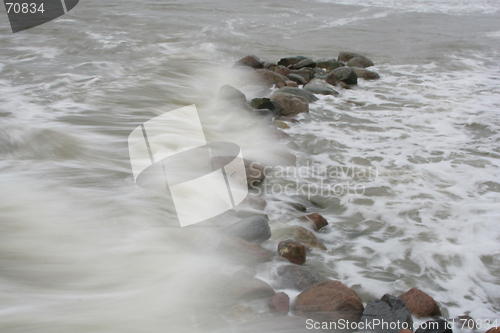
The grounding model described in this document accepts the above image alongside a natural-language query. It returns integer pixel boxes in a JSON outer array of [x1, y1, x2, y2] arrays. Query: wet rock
[[289, 69, 314, 83], [252, 108, 274, 117], [278, 56, 308, 67], [398, 288, 442, 318], [233, 55, 264, 69], [277, 264, 326, 291], [230, 278, 275, 300], [274, 119, 290, 129], [268, 292, 290, 315], [278, 239, 306, 265], [247, 195, 267, 210], [347, 56, 370, 68], [331, 67, 358, 85], [250, 97, 277, 111], [352, 67, 380, 80], [325, 71, 339, 86], [294, 226, 326, 250], [269, 65, 291, 76], [293, 280, 364, 323], [316, 58, 344, 71], [486, 328, 500, 333], [304, 213, 329, 231], [289, 202, 307, 211], [285, 80, 298, 87], [270, 93, 309, 117], [286, 73, 307, 85], [360, 294, 413, 333], [276, 116, 300, 124], [254, 69, 288, 88], [274, 87, 318, 103], [224, 215, 271, 243], [291, 58, 316, 69], [400, 330, 413, 333], [303, 79, 340, 97], [415, 319, 453, 333], [218, 85, 247, 104], [217, 237, 272, 263], [263, 61, 277, 69], [272, 127, 291, 140], [338, 51, 374, 68]]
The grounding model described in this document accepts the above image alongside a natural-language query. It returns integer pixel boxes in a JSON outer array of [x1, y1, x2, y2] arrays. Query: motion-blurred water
[[1, 0, 499, 332]]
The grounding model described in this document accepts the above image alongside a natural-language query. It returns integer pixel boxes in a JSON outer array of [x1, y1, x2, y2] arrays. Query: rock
[[218, 85, 247, 104], [275, 119, 290, 129], [325, 71, 339, 86], [294, 226, 326, 250], [244, 159, 265, 187], [331, 67, 358, 85], [278, 56, 308, 67], [360, 294, 413, 333], [268, 292, 290, 315], [285, 80, 298, 87], [287, 73, 307, 85], [415, 319, 453, 333], [274, 87, 318, 103], [316, 58, 344, 71], [252, 108, 274, 117], [289, 69, 314, 83], [232, 267, 257, 281], [269, 65, 291, 76], [338, 51, 374, 67], [277, 265, 326, 291], [398, 288, 442, 318], [347, 56, 370, 68], [254, 69, 288, 88], [224, 215, 271, 243], [303, 79, 340, 97], [270, 93, 309, 117], [272, 127, 291, 140], [278, 239, 306, 265], [230, 278, 275, 300], [247, 195, 267, 210], [217, 237, 272, 263], [263, 61, 277, 69], [486, 328, 500, 333], [225, 305, 254, 322], [291, 58, 316, 69], [289, 202, 307, 211], [293, 280, 364, 323], [250, 97, 277, 111], [276, 116, 300, 124], [233, 55, 264, 69], [304, 213, 328, 231], [352, 67, 380, 80], [400, 330, 413, 333], [339, 81, 351, 89]]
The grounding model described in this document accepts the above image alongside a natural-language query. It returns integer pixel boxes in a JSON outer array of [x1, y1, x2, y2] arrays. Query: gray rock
[[224, 215, 272, 243], [331, 67, 358, 85], [289, 69, 314, 83], [218, 85, 247, 104], [278, 56, 308, 67], [291, 58, 316, 69], [360, 294, 413, 333], [233, 55, 264, 69], [286, 74, 307, 85], [338, 51, 374, 68], [274, 87, 318, 103], [316, 58, 344, 71], [277, 265, 326, 291], [352, 67, 380, 80], [303, 79, 340, 97]]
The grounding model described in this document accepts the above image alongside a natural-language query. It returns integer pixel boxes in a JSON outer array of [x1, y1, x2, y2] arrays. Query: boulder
[[316, 58, 344, 71], [233, 55, 264, 69], [293, 280, 364, 323], [278, 239, 306, 265], [251, 97, 278, 111], [289, 69, 314, 83], [352, 67, 380, 80], [294, 226, 326, 250], [270, 93, 309, 117], [217, 237, 272, 263], [291, 58, 316, 69], [287, 73, 307, 85], [415, 319, 453, 333], [277, 264, 326, 291], [218, 85, 247, 104], [230, 278, 275, 300], [269, 64, 291, 76], [278, 56, 308, 67], [325, 71, 339, 86], [247, 195, 267, 210], [268, 292, 290, 315], [360, 294, 413, 333], [398, 288, 442, 318], [254, 69, 288, 88], [347, 56, 370, 68], [224, 215, 271, 243], [274, 87, 318, 103], [338, 51, 374, 67], [304, 213, 329, 231], [285, 80, 298, 87], [303, 79, 340, 97], [331, 67, 358, 85]]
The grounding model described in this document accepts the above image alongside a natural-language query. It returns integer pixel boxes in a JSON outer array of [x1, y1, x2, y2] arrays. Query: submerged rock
[[268, 292, 290, 315], [274, 87, 318, 103], [233, 55, 264, 69], [352, 67, 380, 80], [217, 237, 271, 263], [270, 93, 309, 117], [278, 239, 306, 265], [331, 67, 358, 85], [360, 294, 413, 333], [304, 213, 329, 231], [338, 51, 374, 68], [398, 288, 442, 318], [224, 215, 271, 243], [294, 226, 326, 250], [277, 264, 326, 291], [230, 278, 275, 300], [218, 84, 247, 104], [303, 79, 340, 96]]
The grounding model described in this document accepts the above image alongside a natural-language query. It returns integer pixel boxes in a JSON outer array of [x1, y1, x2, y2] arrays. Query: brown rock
[[226, 305, 254, 322], [230, 278, 275, 300], [285, 80, 298, 87], [278, 239, 306, 265], [269, 65, 291, 76], [287, 73, 307, 85], [304, 213, 329, 231], [325, 71, 339, 86], [263, 62, 277, 69], [268, 292, 290, 315], [294, 226, 326, 251], [233, 55, 264, 69], [486, 328, 500, 333], [289, 202, 307, 211], [398, 288, 442, 318], [352, 67, 380, 80], [244, 159, 265, 187], [217, 237, 272, 263], [270, 93, 309, 117], [254, 69, 287, 88], [277, 265, 326, 291], [293, 280, 364, 323], [346, 56, 368, 68], [289, 69, 314, 83], [338, 51, 374, 67], [247, 195, 267, 210]]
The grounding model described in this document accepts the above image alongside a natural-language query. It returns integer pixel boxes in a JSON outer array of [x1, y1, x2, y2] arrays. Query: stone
[[225, 305, 254, 322], [338, 51, 374, 67], [360, 294, 413, 333], [217, 237, 271, 263], [294, 226, 326, 250], [275, 119, 290, 129], [268, 292, 290, 315], [398, 288, 442, 318], [291, 58, 316, 69], [263, 61, 277, 69], [254, 69, 288, 88], [289, 202, 307, 211], [400, 330, 413, 333], [251, 97, 276, 111], [230, 278, 275, 300], [269, 65, 291, 76], [331, 67, 358, 85], [224, 215, 271, 243], [303, 79, 340, 97], [293, 280, 364, 323], [232, 267, 257, 281], [278, 56, 308, 67], [247, 195, 267, 210], [274, 87, 318, 103], [277, 265, 326, 291], [218, 84, 247, 104], [415, 319, 453, 333], [289, 69, 314, 83], [244, 159, 265, 187], [316, 58, 344, 71], [285, 80, 298, 87], [486, 328, 500, 333], [233, 55, 264, 69], [304, 213, 329, 231], [325, 71, 339, 86], [347, 56, 369, 68], [270, 93, 309, 117], [352, 67, 380, 80], [278, 239, 306, 265], [287, 73, 307, 85]]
